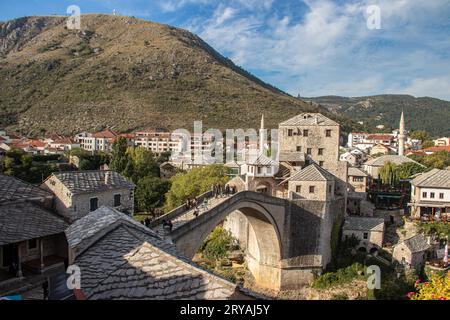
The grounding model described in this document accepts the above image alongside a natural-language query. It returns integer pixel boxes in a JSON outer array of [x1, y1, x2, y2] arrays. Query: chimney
[[105, 171, 111, 185]]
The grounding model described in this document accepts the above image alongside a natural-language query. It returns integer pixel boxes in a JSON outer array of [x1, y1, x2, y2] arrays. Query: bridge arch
[[168, 192, 286, 290]]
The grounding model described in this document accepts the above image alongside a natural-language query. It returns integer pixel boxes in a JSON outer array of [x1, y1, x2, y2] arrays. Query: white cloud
[[181, 0, 450, 100]]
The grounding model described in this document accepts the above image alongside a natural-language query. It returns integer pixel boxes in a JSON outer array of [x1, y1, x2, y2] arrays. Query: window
[[318, 148, 324, 155], [296, 146, 302, 152], [288, 129, 293, 137], [328, 185, 332, 193], [439, 193, 444, 199], [307, 148, 312, 155], [430, 192, 435, 199], [319, 161, 324, 167], [353, 176, 364, 182], [422, 192, 427, 198], [296, 185, 301, 193], [303, 130, 309, 137], [90, 197, 99, 212], [363, 233, 368, 240], [257, 167, 262, 174], [28, 239, 38, 250], [326, 129, 332, 137], [309, 186, 315, 193], [114, 194, 121, 207]]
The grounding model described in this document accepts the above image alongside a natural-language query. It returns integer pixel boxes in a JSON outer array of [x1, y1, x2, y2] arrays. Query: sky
[[1, 0, 450, 100]]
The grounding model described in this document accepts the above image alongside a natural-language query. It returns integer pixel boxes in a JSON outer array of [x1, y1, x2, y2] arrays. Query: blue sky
[[1, 0, 450, 100]]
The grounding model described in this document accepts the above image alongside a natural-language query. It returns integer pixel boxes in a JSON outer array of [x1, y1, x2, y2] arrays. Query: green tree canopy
[[420, 151, 450, 169], [165, 164, 230, 210], [126, 147, 159, 183], [409, 130, 430, 141], [396, 162, 426, 179], [135, 177, 171, 214], [379, 161, 399, 185], [109, 137, 129, 174]]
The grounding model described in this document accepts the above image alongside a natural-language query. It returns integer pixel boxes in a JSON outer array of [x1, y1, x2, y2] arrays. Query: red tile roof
[[423, 146, 450, 153], [92, 129, 118, 139], [367, 134, 394, 141]]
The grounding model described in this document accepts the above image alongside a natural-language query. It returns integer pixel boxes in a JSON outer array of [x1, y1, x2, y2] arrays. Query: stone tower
[[259, 114, 265, 154], [398, 111, 406, 156]]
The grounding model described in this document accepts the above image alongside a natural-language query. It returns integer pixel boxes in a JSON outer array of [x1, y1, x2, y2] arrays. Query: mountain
[[0, 14, 359, 136], [303, 95, 450, 137]]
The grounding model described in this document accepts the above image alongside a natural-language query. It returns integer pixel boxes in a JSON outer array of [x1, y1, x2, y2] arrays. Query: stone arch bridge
[[150, 191, 344, 291]]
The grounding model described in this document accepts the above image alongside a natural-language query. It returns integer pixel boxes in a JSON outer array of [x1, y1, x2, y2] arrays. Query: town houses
[[0, 110, 449, 300]]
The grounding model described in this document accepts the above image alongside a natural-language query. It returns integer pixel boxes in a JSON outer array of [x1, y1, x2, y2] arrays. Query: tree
[[422, 140, 435, 149], [396, 162, 426, 179], [379, 161, 399, 185], [109, 137, 129, 173], [135, 177, 171, 215], [420, 151, 450, 169], [125, 147, 159, 183], [409, 130, 430, 142], [165, 164, 229, 210]]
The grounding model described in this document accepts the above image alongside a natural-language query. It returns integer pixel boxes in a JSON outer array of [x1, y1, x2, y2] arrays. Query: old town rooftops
[[0, 202, 68, 246], [68, 207, 238, 300], [279, 113, 339, 127], [411, 168, 450, 189], [364, 155, 422, 167], [45, 170, 135, 195], [0, 174, 53, 203], [343, 216, 385, 232], [289, 163, 335, 182]]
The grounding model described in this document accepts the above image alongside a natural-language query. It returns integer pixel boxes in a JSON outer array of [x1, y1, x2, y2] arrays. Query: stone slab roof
[[348, 167, 368, 177], [412, 168, 450, 189], [279, 113, 338, 127], [279, 152, 305, 162], [364, 155, 421, 167], [65, 206, 161, 254], [248, 153, 279, 166], [0, 174, 53, 203], [71, 209, 237, 300], [401, 234, 430, 253], [47, 170, 135, 195], [343, 216, 385, 232], [289, 163, 334, 182], [0, 202, 68, 245]]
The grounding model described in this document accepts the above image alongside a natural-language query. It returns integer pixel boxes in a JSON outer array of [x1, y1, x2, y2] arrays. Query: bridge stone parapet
[[152, 191, 345, 291]]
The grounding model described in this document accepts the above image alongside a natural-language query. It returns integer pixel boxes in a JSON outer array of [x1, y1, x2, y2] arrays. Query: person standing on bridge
[[203, 198, 209, 211]]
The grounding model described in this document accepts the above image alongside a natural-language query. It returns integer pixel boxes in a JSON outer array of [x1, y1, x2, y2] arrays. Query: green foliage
[[416, 221, 450, 240], [379, 161, 399, 185], [2, 148, 58, 183], [135, 177, 171, 214], [312, 263, 365, 289], [422, 140, 435, 149], [200, 226, 237, 260], [419, 151, 450, 169], [110, 137, 128, 174], [396, 162, 426, 179], [409, 130, 430, 142], [125, 147, 159, 183], [331, 293, 349, 300], [165, 164, 229, 210]]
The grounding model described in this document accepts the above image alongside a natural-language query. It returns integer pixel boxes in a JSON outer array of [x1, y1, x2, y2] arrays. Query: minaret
[[259, 114, 265, 154], [398, 111, 405, 156]]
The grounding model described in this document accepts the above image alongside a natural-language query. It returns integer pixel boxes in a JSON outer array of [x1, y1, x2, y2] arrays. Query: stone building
[[408, 168, 450, 220], [65, 206, 244, 300], [342, 216, 385, 252], [362, 155, 422, 178], [348, 166, 368, 193], [42, 170, 135, 222], [278, 113, 340, 172], [392, 234, 431, 271], [0, 174, 68, 288]]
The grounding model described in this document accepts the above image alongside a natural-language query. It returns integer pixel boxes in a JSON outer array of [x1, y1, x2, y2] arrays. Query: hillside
[[303, 95, 450, 137], [0, 14, 359, 136]]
